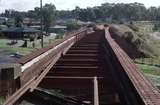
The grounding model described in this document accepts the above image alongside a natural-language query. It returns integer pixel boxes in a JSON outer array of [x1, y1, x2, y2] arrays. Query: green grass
[[135, 58, 160, 66], [0, 39, 9, 47], [145, 74, 160, 86], [136, 63, 160, 86], [136, 63, 160, 75], [0, 39, 34, 55], [7, 47, 34, 55], [0, 96, 5, 105], [27, 34, 56, 48], [0, 34, 56, 55]]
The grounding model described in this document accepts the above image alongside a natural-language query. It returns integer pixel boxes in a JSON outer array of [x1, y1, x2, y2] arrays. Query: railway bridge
[[0, 26, 160, 105]]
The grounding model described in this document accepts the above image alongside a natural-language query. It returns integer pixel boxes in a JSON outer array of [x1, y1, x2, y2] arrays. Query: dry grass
[[111, 24, 158, 57]]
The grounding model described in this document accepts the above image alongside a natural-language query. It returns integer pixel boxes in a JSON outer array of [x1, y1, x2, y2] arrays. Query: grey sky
[[0, 0, 160, 13]]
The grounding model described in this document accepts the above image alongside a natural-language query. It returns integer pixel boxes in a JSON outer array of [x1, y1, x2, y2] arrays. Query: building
[[0, 17, 8, 24], [1, 27, 40, 39], [23, 18, 41, 26]]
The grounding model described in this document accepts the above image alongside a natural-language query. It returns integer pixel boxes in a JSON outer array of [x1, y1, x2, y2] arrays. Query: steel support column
[[93, 77, 99, 105]]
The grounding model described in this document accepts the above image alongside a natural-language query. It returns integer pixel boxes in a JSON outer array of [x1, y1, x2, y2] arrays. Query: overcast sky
[[0, 0, 160, 13]]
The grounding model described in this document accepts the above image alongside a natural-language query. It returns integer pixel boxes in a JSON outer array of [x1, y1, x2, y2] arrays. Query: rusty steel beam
[[21, 36, 75, 72], [3, 77, 36, 105], [93, 77, 99, 105], [39, 77, 113, 89], [30, 53, 61, 92], [44, 76, 103, 79], [47, 71, 105, 77], [105, 27, 160, 105]]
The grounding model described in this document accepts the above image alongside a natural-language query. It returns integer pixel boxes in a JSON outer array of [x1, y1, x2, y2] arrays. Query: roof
[[0, 25, 8, 30], [1, 27, 40, 33], [0, 17, 8, 20], [51, 25, 67, 29]]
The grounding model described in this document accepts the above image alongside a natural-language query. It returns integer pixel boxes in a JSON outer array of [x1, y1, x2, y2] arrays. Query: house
[[0, 17, 8, 24], [49, 25, 67, 33], [0, 25, 7, 30], [1, 27, 40, 39], [23, 18, 41, 26]]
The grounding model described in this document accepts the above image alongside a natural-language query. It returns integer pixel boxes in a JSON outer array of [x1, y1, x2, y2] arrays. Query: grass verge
[[0, 96, 5, 105], [0, 39, 34, 55], [136, 63, 160, 86]]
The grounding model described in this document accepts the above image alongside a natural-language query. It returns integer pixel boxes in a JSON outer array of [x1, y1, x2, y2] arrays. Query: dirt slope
[[109, 24, 158, 59]]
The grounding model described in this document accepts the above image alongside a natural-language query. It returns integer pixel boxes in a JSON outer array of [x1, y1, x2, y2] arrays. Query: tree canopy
[[1, 2, 160, 23], [56, 2, 160, 22], [42, 3, 56, 33]]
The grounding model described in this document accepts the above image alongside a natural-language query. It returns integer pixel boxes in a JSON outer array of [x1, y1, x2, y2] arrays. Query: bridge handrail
[[19, 27, 88, 84], [3, 27, 88, 105], [105, 27, 160, 105], [15, 27, 87, 65]]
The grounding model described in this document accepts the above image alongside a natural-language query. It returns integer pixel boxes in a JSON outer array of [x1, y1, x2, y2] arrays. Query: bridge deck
[[39, 31, 120, 105]]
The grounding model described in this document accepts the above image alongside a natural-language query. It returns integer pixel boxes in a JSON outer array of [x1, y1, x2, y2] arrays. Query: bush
[[124, 32, 134, 43], [55, 34, 63, 39], [134, 38, 143, 48], [127, 24, 139, 32], [66, 22, 80, 31], [153, 23, 160, 31]]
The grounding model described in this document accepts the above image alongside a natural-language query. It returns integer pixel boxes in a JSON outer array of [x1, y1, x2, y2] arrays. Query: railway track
[[17, 30, 144, 105], [2, 26, 160, 105], [38, 31, 121, 105]]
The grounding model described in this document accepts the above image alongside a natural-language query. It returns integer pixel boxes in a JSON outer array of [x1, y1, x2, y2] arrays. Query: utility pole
[[40, 0, 43, 48]]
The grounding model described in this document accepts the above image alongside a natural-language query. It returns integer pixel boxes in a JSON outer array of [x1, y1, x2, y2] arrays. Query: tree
[[66, 22, 80, 31], [86, 8, 96, 21], [148, 7, 158, 20], [2, 2, 160, 24], [15, 15, 23, 27], [42, 3, 56, 33], [73, 6, 81, 20]]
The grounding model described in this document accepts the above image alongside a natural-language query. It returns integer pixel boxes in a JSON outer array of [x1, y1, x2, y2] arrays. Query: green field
[[0, 34, 57, 55], [0, 39, 34, 55]]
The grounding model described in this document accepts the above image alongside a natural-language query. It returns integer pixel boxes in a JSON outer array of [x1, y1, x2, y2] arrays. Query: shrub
[[66, 22, 80, 31], [127, 24, 139, 32], [153, 23, 160, 31], [124, 32, 134, 43]]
